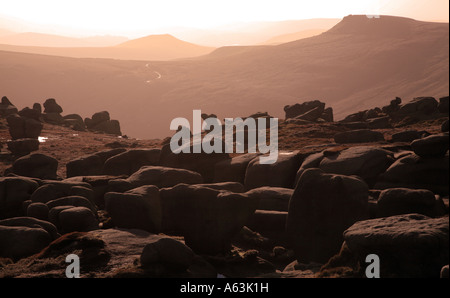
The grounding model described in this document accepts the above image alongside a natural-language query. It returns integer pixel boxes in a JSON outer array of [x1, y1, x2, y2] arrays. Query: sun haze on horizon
[[0, 0, 448, 37]]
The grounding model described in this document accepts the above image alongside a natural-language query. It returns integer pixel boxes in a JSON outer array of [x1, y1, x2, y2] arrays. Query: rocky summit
[[0, 94, 448, 279]]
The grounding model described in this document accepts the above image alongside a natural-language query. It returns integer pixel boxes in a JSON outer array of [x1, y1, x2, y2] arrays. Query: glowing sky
[[0, 0, 448, 36]]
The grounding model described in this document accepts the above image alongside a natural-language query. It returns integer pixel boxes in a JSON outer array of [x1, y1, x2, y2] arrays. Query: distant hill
[[264, 29, 327, 45], [0, 15, 448, 139], [0, 34, 214, 60]]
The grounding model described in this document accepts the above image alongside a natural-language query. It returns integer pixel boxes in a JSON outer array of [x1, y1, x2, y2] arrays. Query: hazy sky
[[0, 0, 448, 37]]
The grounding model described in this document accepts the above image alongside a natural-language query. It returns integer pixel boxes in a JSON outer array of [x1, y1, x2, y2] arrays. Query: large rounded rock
[[438, 96, 449, 114], [318, 146, 394, 186], [58, 207, 99, 233], [0, 177, 40, 219], [26, 203, 49, 221], [46, 196, 97, 214], [343, 214, 449, 278], [284, 100, 326, 119], [375, 153, 449, 195], [105, 186, 161, 233], [159, 184, 258, 254], [43, 98, 63, 114], [214, 153, 260, 184], [411, 134, 449, 158], [0, 225, 51, 260], [391, 130, 429, 143], [141, 237, 195, 270], [398, 97, 439, 115], [121, 166, 203, 189], [377, 188, 445, 218], [7, 138, 40, 157], [66, 148, 126, 178], [0, 96, 18, 117], [286, 168, 369, 263], [103, 149, 161, 176], [244, 151, 304, 190], [0, 217, 59, 240], [245, 187, 293, 212], [12, 153, 58, 180], [334, 129, 385, 144]]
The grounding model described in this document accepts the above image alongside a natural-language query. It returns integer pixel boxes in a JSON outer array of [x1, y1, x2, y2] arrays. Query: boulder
[[89, 111, 110, 127], [30, 181, 92, 204], [121, 166, 203, 189], [398, 97, 439, 115], [375, 153, 449, 195], [244, 151, 304, 190], [286, 168, 369, 263], [0, 176, 40, 219], [58, 207, 99, 233], [284, 100, 325, 119], [63, 176, 117, 208], [194, 182, 245, 193], [105, 186, 161, 233], [438, 96, 449, 114], [294, 152, 325, 185], [159, 184, 258, 254], [18, 107, 41, 121], [7, 114, 43, 140], [366, 116, 391, 129], [245, 187, 293, 212], [140, 237, 195, 270], [248, 210, 288, 234], [0, 96, 18, 117], [43, 98, 63, 114], [391, 130, 429, 143], [343, 214, 449, 278], [103, 149, 161, 176], [159, 142, 230, 183], [0, 225, 51, 260], [295, 105, 325, 122], [334, 129, 385, 144], [0, 217, 59, 240], [11, 153, 58, 180], [66, 148, 126, 178], [441, 265, 449, 279], [7, 138, 40, 156], [214, 153, 260, 184], [318, 146, 394, 186], [92, 120, 122, 136], [42, 113, 64, 125], [46, 196, 97, 214], [32, 103, 42, 114], [63, 114, 85, 131], [26, 203, 49, 221], [442, 119, 449, 133], [377, 188, 445, 218], [411, 134, 449, 158], [321, 107, 334, 122]]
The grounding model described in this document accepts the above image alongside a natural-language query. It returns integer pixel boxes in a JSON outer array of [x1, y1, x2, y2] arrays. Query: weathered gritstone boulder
[[284, 100, 326, 120], [375, 153, 449, 196], [248, 210, 288, 234], [366, 116, 391, 129], [214, 153, 261, 184], [318, 146, 394, 186], [63, 114, 85, 131], [294, 152, 325, 185], [26, 202, 49, 221], [66, 148, 126, 178], [6, 114, 43, 140], [141, 237, 195, 270], [295, 105, 325, 122], [42, 112, 64, 125], [398, 97, 439, 116], [0, 225, 52, 260], [244, 151, 304, 190], [0, 176, 40, 219], [111, 166, 203, 191], [159, 184, 258, 254], [103, 149, 161, 176], [85, 111, 122, 135], [7, 138, 40, 157], [245, 187, 293, 212], [442, 265, 449, 278], [0, 217, 59, 240], [18, 107, 41, 121], [30, 181, 93, 204], [159, 142, 230, 183], [58, 207, 99, 234], [46, 196, 97, 215], [391, 130, 429, 143], [63, 176, 119, 208], [438, 96, 449, 114], [11, 153, 58, 180], [0, 96, 18, 117], [194, 182, 245, 193], [377, 188, 445, 218], [343, 214, 449, 278], [334, 129, 385, 144], [105, 186, 161, 233], [43, 98, 63, 114], [442, 119, 449, 133], [411, 133, 449, 158], [287, 169, 369, 263]]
